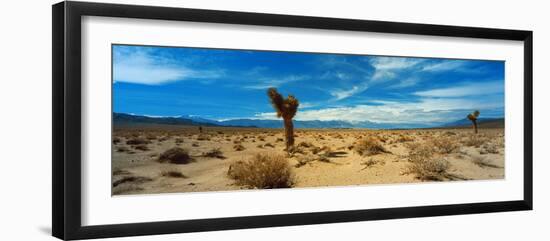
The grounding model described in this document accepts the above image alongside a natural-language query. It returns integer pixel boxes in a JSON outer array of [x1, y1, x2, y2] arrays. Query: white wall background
[[0, 0, 547, 240]]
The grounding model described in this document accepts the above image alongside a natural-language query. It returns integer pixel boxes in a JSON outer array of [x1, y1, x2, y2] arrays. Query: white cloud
[[387, 77, 419, 89], [254, 96, 503, 124], [113, 48, 223, 85], [414, 81, 503, 97], [244, 75, 309, 90], [370, 57, 424, 81], [420, 61, 466, 72], [330, 83, 369, 101]]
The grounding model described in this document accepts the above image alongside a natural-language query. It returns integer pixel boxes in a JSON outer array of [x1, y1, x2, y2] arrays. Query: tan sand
[[111, 126, 504, 195]]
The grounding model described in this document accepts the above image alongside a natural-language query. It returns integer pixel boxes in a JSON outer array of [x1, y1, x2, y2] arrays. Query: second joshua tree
[[267, 88, 299, 152], [467, 110, 480, 134]]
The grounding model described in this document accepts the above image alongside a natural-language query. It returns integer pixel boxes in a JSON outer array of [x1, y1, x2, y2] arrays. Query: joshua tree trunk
[[284, 118, 294, 151], [267, 88, 299, 154], [467, 110, 480, 135]]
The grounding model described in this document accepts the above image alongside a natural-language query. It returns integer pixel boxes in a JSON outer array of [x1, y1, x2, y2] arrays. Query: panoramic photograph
[[111, 44, 505, 196]]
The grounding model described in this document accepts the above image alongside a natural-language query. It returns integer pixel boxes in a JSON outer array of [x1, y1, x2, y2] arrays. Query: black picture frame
[[52, 1, 533, 240]]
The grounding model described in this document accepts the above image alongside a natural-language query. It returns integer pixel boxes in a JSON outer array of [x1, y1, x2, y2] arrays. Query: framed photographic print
[[52, 1, 533, 240]]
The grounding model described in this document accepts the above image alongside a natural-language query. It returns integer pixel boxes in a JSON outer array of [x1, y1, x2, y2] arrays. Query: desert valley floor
[[112, 125, 504, 195]]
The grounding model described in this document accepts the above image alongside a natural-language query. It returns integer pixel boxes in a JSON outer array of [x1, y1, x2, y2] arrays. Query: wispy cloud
[[254, 96, 503, 124], [370, 57, 424, 81], [420, 60, 467, 72], [330, 83, 369, 101], [414, 81, 503, 97], [387, 77, 419, 89], [244, 75, 309, 89], [113, 47, 223, 85]]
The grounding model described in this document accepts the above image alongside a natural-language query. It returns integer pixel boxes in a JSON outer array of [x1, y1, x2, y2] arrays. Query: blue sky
[[113, 44, 504, 125]]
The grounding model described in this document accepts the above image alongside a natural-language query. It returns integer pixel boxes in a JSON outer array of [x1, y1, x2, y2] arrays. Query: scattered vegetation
[[354, 137, 389, 156], [133, 144, 150, 151], [126, 137, 150, 145], [202, 147, 225, 159], [431, 137, 459, 154], [158, 147, 192, 164], [160, 169, 187, 178], [112, 168, 132, 176], [112, 184, 144, 195], [462, 135, 487, 147], [406, 143, 450, 181], [480, 143, 499, 154], [360, 158, 386, 170], [228, 153, 293, 188], [112, 176, 153, 187], [116, 146, 130, 153], [233, 144, 245, 151]]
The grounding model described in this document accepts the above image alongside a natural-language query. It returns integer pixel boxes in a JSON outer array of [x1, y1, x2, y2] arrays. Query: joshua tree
[[467, 110, 480, 134], [267, 88, 299, 152]]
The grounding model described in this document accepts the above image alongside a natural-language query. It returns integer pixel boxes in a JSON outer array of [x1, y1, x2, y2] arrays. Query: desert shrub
[[192, 142, 199, 147], [396, 135, 414, 143], [375, 135, 388, 143], [354, 137, 389, 156], [227, 153, 293, 188], [126, 137, 150, 145], [480, 143, 499, 154], [295, 154, 316, 167], [112, 176, 153, 187], [112, 168, 131, 176], [233, 144, 245, 151], [112, 184, 144, 195], [297, 141, 313, 148], [361, 158, 385, 169], [146, 135, 157, 141], [113, 137, 121, 144], [160, 169, 187, 178], [116, 146, 130, 153], [444, 131, 457, 136], [406, 143, 450, 181], [462, 135, 487, 147], [175, 138, 184, 144], [432, 137, 459, 154], [264, 143, 275, 148], [406, 143, 433, 162], [133, 144, 149, 151], [276, 138, 284, 142], [288, 146, 306, 155], [407, 157, 450, 181], [317, 153, 331, 163], [158, 147, 192, 164], [197, 134, 210, 141], [310, 146, 321, 154], [203, 147, 224, 158]]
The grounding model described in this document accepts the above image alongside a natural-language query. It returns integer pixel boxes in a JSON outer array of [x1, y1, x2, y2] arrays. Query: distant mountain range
[[113, 112, 504, 129]]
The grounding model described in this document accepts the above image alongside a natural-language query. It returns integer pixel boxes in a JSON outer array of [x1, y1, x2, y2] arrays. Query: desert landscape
[[112, 123, 504, 195], [111, 44, 506, 196]]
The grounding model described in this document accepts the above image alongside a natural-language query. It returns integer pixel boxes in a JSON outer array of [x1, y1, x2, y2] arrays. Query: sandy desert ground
[[111, 125, 504, 195]]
